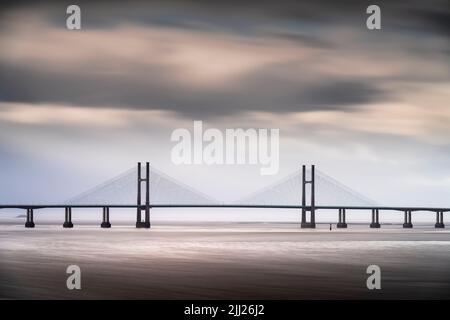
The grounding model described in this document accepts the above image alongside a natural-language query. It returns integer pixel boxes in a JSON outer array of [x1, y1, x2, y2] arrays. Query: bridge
[[0, 162, 448, 229]]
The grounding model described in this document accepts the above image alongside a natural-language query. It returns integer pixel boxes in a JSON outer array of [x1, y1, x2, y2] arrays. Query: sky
[[0, 0, 449, 208]]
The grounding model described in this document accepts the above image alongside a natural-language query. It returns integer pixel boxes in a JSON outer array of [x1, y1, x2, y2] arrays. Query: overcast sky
[[0, 0, 449, 207]]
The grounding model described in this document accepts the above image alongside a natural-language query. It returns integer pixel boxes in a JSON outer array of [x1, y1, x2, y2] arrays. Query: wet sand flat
[[0, 223, 449, 299]]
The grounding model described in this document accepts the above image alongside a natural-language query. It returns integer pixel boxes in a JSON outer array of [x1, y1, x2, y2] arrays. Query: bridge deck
[[0, 204, 448, 212]]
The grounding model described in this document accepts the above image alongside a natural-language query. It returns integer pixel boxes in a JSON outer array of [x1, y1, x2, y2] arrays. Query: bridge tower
[[136, 162, 151, 228], [301, 165, 316, 228]]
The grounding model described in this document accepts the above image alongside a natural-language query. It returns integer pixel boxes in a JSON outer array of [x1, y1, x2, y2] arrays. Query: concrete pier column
[[370, 209, 380, 228], [25, 208, 35, 228], [144, 162, 151, 229], [301, 211, 316, 228], [136, 162, 143, 228], [136, 209, 147, 228], [435, 211, 445, 228], [408, 211, 413, 228], [63, 207, 74, 228], [101, 207, 111, 228], [342, 209, 347, 228], [403, 210, 413, 228], [370, 209, 375, 227], [337, 209, 347, 228], [301, 165, 306, 227], [310, 165, 315, 228], [144, 207, 151, 228], [301, 208, 306, 226]]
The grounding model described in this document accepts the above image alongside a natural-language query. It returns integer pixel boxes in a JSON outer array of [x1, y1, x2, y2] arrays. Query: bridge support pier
[[301, 165, 316, 228], [101, 207, 111, 228], [136, 162, 151, 229], [63, 207, 74, 228], [337, 208, 347, 228], [370, 209, 380, 228], [301, 214, 315, 228], [25, 208, 35, 228], [136, 208, 151, 228], [403, 210, 413, 228], [435, 211, 445, 228]]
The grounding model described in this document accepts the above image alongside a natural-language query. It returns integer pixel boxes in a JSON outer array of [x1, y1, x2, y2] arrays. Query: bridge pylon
[[301, 165, 316, 228], [136, 162, 151, 228]]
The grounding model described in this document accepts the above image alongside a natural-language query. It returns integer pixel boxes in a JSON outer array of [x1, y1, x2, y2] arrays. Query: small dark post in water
[[403, 210, 413, 228], [101, 207, 111, 228], [337, 208, 347, 228], [63, 207, 73, 228], [136, 162, 151, 229], [370, 209, 380, 228], [301, 164, 316, 228], [435, 211, 445, 228], [25, 208, 35, 228]]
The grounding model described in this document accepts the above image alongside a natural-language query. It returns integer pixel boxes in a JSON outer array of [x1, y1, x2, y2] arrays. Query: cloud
[[0, 1, 447, 118], [0, 102, 139, 127], [0, 20, 389, 117], [0, 0, 449, 206]]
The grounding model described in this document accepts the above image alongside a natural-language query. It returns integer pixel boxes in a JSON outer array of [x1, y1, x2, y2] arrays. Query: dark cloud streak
[[0, 63, 385, 117]]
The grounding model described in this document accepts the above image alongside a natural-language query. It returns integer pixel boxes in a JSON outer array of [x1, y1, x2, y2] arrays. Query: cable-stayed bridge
[[66, 165, 374, 207], [0, 162, 448, 229], [66, 165, 219, 206], [233, 168, 376, 207]]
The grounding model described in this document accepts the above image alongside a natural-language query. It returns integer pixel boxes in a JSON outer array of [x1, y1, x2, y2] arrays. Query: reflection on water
[[0, 223, 449, 299]]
